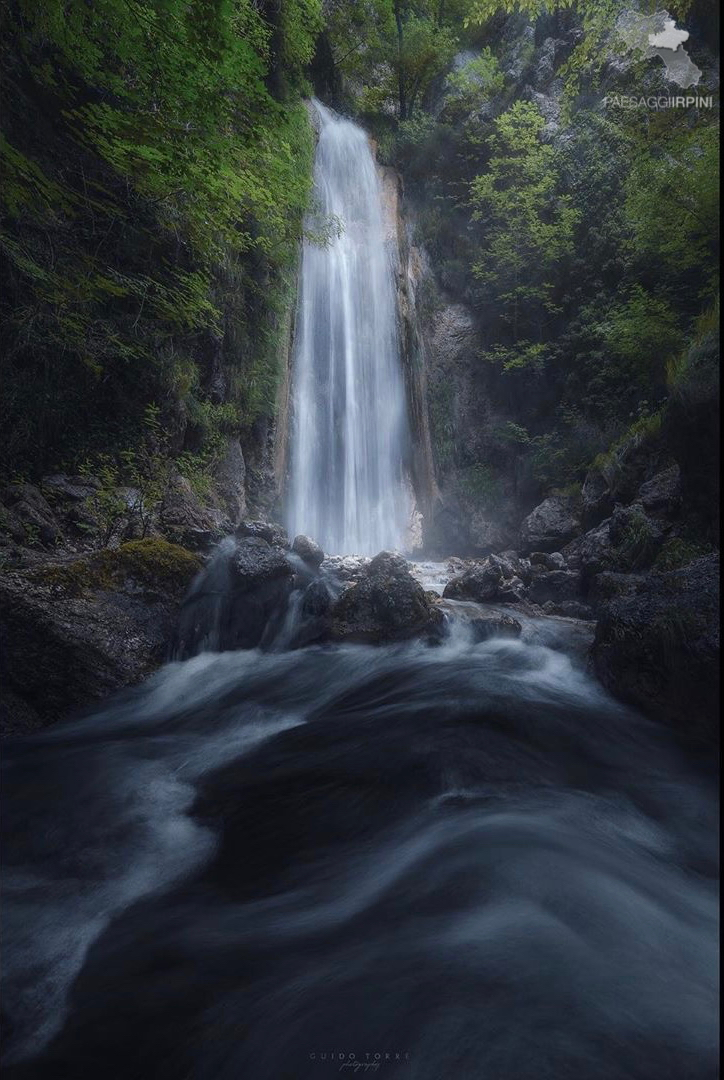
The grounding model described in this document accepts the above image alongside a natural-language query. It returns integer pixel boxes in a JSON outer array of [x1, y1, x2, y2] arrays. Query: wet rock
[[292, 534, 325, 569], [593, 554, 720, 743], [320, 555, 370, 582], [542, 600, 595, 621], [488, 553, 516, 580], [301, 577, 335, 618], [203, 537, 296, 652], [497, 575, 528, 604], [231, 537, 293, 588], [519, 495, 581, 554], [235, 519, 289, 549], [528, 570, 581, 606], [0, 539, 202, 735], [453, 608, 523, 642], [331, 550, 443, 644], [516, 557, 533, 586], [443, 560, 503, 603]]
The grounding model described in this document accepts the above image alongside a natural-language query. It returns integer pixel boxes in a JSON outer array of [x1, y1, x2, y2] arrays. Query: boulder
[[637, 464, 681, 517], [320, 555, 370, 581], [331, 550, 443, 644], [291, 534, 325, 569], [496, 575, 528, 604], [177, 537, 294, 654], [519, 495, 581, 554], [528, 569, 581, 606], [487, 553, 516, 580], [593, 554, 720, 743], [226, 538, 294, 649], [231, 537, 292, 589], [235, 519, 289, 549], [443, 560, 503, 603], [562, 519, 614, 581], [530, 550, 566, 571], [0, 540, 202, 735]]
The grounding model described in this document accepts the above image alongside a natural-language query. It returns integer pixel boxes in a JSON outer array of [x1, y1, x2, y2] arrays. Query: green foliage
[[624, 118, 720, 292], [78, 404, 172, 545], [445, 50, 504, 112], [612, 508, 660, 571], [470, 101, 580, 346], [0, 0, 319, 478], [326, 0, 463, 118], [599, 286, 684, 375], [459, 462, 501, 504], [654, 537, 712, 573]]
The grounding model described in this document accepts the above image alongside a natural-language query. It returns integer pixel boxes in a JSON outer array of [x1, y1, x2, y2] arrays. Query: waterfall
[[286, 99, 411, 556]]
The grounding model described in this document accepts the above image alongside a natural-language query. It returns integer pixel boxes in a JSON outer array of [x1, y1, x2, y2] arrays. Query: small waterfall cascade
[[286, 99, 411, 556]]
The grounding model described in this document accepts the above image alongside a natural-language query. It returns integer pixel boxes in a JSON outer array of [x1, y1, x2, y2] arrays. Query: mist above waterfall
[[286, 100, 411, 556]]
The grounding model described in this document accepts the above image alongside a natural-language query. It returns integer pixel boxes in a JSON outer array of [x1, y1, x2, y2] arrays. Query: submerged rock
[[0, 539, 202, 735], [593, 554, 720, 743], [441, 602, 523, 642]]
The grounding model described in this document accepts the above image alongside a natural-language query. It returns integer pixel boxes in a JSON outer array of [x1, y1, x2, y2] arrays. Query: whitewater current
[[1, 610, 718, 1079]]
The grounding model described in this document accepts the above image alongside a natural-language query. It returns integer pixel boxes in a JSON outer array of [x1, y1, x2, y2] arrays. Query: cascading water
[[286, 100, 410, 556]]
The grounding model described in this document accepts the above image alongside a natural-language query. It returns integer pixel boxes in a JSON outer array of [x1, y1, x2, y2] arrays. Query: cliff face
[[381, 175, 521, 556]]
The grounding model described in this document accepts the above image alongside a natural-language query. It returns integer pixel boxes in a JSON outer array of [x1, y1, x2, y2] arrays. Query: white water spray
[[286, 100, 410, 555]]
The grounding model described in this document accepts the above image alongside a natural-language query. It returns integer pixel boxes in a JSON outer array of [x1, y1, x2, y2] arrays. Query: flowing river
[[1, 610, 718, 1078]]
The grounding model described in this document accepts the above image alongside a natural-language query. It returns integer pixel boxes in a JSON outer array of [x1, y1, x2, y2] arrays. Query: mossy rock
[[26, 539, 202, 598]]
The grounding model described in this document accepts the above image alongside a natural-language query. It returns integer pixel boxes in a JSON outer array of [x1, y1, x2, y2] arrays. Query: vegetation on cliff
[[1, 0, 321, 481], [326, 0, 719, 535]]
